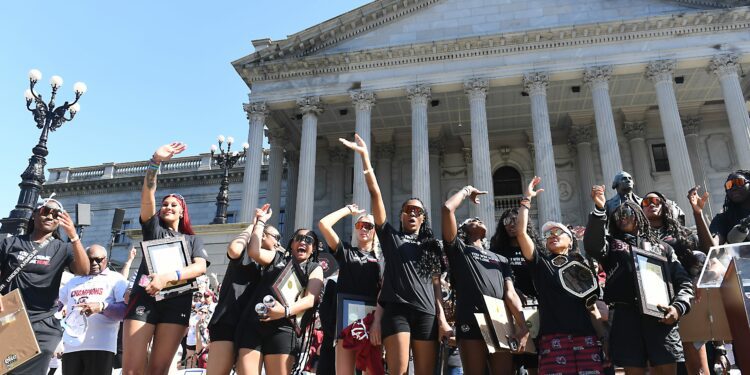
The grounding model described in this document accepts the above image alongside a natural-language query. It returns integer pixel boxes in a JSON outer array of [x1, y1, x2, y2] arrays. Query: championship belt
[[0, 290, 41, 374], [551, 254, 601, 308]]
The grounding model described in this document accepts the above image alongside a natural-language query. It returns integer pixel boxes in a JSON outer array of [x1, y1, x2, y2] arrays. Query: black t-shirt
[[494, 245, 536, 298], [528, 252, 595, 336], [130, 214, 209, 298], [657, 228, 703, 279], [0, 235, 74, 322], [210, 251, 262, 326], [334, 242, 383, 299], [710, 208, 750, 241], [446, 238, 512, 324], [376, 222, 436, 315]]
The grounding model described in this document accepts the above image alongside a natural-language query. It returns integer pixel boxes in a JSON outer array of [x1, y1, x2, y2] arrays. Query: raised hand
[[339, 134, 368, 155], [127, 247, 137, 262], [524, 176, 544, 199], [255, 203, 273, 223], [153, 142, 187, 163], [464, 185, 488, 205], [687, 186, 709, 214], [345, 204, 366, 216], [591, 185, 606, 210], [58, 211, 77, 239]]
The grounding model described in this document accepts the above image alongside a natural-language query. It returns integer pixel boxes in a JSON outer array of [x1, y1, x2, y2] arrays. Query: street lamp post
[[210, 135, 248, 224], [0, 69, 87, 235]]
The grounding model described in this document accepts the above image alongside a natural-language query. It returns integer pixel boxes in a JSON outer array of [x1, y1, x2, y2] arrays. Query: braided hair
[[608, 201, 661, 246], [489, 208, 544, 255], [721, 170, 750, 230], [645, 191, 700, 270]]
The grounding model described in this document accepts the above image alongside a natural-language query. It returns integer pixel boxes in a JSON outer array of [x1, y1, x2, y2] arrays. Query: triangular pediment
[[322, 0, 723, 55]]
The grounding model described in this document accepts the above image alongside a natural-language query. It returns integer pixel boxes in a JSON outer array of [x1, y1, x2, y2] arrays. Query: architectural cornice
[[235, 6, 750, 84]]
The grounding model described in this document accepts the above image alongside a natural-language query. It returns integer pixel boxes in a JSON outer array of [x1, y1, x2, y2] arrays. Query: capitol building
[[44, 0, 750, 276]]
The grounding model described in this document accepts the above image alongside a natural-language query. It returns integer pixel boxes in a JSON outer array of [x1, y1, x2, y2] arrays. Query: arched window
[[493, 166, 523, 196]]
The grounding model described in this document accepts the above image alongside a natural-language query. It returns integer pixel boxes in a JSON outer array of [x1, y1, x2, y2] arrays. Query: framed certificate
[[272, 263, 305, 334], [140, 236, 197, 300], [0, 290, 41, 374], [336, 293, 377, 335], [476, 295, 533, 353], [631, 247, 673, 319]]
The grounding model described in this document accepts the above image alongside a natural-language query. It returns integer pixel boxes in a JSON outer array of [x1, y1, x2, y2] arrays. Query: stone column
[[462, 148, 475, 217], [429, 141, 443, 235], [710, 53, 750, 170], [584, 66, 623, 193], [464, 78, 497, 237], [570, 126, 597, 219], [294, 96, 323, 229], [239, 101, 268, 222], [407, 85, 432, 210], [351, 90, 376, 215], [682, 117, 708, 188], [646, 61, 695, 225], [374, 143, 395, 221], [266, 130, 287, 228], [622, 121, 655, 194], [283, 150, 299, 239], [328, 146, 347, 236], [523, 72, 561, 224]]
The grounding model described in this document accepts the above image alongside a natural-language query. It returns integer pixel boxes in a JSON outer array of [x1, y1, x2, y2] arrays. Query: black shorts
[[609, 305, 684, 367], [381, 302, 437, 341], [208, 321, 236, 342], [186, 344, 196, 351], [61, 350, 114, 375], [237, 320, 298, 355], [124, 290, 191, 326], [455, 315, 483, 341]]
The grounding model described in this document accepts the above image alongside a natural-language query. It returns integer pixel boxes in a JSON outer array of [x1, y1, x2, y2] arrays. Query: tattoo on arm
[[145, 168, 157, 189]]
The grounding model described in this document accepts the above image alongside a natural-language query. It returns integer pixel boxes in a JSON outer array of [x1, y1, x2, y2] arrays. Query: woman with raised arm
[[317, 203, 383, 374], [517, 177, 605, 375], [585, 185, 693, 375], [122, 142, 210, 375], [442, 185, 529, 374], [206, 218, 281, 375], [235, 204, 324, 375], [341, 134, 449, 375]]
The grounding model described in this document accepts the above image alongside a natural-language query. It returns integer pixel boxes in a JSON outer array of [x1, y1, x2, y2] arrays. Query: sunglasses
[[38, 206, 61, 219], [293, 234, 315, 245], [401, 205, 425, 217], [725, 177, 748, 190], [502, 216, 518, 226], [355, 222, 375, 231], [641, 196, 662, 208], [89, 257, 106, 264], [264, 232, 282, 241], [543, 227, 568, 240]]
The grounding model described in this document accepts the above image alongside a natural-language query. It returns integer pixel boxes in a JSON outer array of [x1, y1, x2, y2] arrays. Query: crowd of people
[[0, 138, 747, 374]]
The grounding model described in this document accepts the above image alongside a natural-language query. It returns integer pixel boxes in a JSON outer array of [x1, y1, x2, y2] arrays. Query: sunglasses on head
[[89, 257, 106, 264], [355, 222, 375, 231], [264, 231, 282, 241], [544, 227, 568, 240], [38, 206, 61, 219], [502, 215, 518, 226], [641, 196, 662, 208], [725, 177, 748, 190], [293, 234, 315, 245], [401, 205, 425, 217]]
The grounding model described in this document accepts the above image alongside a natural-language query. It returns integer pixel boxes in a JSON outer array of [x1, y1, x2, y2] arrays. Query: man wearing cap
[[58, 244, 128, 374], [0, 197, 90, 374]]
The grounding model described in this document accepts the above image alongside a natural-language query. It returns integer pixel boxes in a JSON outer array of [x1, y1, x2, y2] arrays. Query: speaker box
[[75, 204, 91, 227], [111, 208, 126, 232]]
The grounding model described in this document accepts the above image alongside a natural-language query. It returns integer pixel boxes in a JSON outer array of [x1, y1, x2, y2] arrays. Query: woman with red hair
[[122, 142, 210, 375]]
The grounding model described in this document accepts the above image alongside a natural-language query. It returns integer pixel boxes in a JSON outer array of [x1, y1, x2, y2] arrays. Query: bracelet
[[519, 202, 531, 209], [100, 302, 107, 311], [462, 186, 472, 197], [521, 196, 531, 202], [69, 236, 80, 243], [363, 168, 373, 175], [175, 270, 181, 281], [284, 305, 291, 318], [257, 219, 266, 226]]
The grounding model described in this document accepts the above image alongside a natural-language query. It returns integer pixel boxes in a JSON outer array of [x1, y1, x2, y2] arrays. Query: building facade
[[45, 0, 750, 275]]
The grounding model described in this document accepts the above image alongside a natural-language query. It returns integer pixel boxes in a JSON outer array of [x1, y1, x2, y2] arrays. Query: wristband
[[100, 302, 107, 311], [256, 220, 266, 227], [284, 305, 291, 318], [175, 270, 181, 281], [519, 201, 531, 209], [69, 236, 80, 243]]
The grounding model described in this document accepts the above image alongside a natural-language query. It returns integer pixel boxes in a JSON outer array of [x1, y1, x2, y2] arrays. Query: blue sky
[[0, 1, 370, 217]]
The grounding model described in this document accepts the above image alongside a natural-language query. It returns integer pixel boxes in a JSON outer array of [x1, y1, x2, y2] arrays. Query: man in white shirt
[[58, 245, 128, 375]]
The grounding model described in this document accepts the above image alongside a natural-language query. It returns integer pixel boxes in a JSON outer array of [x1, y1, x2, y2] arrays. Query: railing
[[494, 195, 538, 220], [162, 158, 202, 172], [69, 167, 105, 181]]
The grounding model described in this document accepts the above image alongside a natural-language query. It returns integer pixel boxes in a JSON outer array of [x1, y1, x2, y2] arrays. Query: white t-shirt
[[187, 312, 199, 346], [58, 269, 128, 353]]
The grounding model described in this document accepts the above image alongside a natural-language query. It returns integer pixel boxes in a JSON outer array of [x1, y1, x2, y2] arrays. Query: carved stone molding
[[709, 53, 740, 77], [243, 101, 268, 122], [646, 60, 676, 83], [406, 85, 432, 104], [623, 121, 647, 140], [522, 72, 549, 96], [296, 96, 324, 115], [328, 146, 347, 163], [682, 116, 702, 135], [464, 78, 489, 99], [350, 90, 376, 111], [583, 65, 613, 87], [570, 125, 594, 144], [462, 147, 473, 165]]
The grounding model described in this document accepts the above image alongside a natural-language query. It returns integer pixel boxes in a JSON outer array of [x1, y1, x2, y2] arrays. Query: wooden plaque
[[631, 247, 673, 319], [140, 236, 197, 300], [0, 290, 41, 374]]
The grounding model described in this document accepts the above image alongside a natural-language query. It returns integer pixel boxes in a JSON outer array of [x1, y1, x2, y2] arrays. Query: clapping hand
[[153, 142, 187, 163]]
